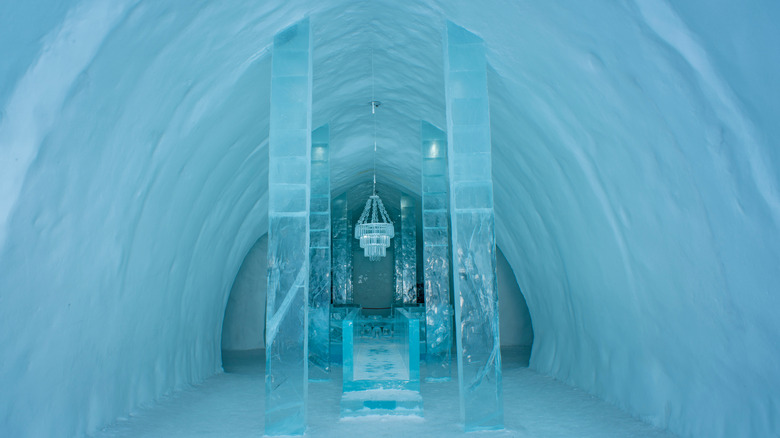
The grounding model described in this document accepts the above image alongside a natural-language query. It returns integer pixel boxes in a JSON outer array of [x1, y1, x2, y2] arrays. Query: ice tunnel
[[1, 1, 779, 437]]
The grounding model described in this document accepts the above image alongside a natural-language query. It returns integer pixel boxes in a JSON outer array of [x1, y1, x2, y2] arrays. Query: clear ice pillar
[[401, 194, 417, 304], [309, 124, 330, 381], [444, 21, 503, 431], [421, 121, 453, 382], [265, 18, 311, 436], [331, 193, 353, 304], [394, 217, 403, 305]]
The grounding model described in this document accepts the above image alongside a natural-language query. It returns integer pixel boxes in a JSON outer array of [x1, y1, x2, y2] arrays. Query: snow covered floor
[[92, 347, 676, 437]]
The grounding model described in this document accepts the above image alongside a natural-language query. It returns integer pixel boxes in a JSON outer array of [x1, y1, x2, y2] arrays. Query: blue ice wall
[[1, 1, 779, 437]]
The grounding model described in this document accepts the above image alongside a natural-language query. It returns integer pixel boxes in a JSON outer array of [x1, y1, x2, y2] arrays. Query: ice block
[[444, 21, 503, 432], [265, 18, 311, 436], [308, 124, 330, 381], [421, 121, 453, 382], [331, 193, 353, 304], [401, 194, 417, 304]]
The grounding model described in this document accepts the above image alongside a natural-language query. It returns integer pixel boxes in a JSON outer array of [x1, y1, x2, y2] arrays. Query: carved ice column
[[421, 121, 453, 382], [309, 124, 330, 381], [444, 21, 503, 431], [331, 193, 352, 304], [401, 194, 417, 304], [265, 18, 311, 436], [394, 213, 404, 304]]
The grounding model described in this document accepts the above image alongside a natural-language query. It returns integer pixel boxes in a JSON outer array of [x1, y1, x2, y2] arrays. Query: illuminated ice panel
[[444, 21, 503, 432], [265, 18, 311, 436], [309, 124, 330, 381], [421, 121, 453, 382]]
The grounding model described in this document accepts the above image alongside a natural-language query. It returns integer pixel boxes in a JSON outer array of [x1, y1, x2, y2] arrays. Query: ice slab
[[309, 124, 331, 381], [331, 193, 353, 305], [444, 21, 503, 431], [341, 310, 422, 417], [401, 194, 417, 304], [421, 121, 453, 382], [265, 18, 312, 436]]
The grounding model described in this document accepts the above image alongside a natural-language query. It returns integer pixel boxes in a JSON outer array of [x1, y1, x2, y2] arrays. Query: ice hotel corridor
[[1, 1, 779, 438]]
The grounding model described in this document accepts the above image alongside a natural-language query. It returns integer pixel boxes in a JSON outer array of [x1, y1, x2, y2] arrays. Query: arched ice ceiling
[[0, 1, 778, 437]]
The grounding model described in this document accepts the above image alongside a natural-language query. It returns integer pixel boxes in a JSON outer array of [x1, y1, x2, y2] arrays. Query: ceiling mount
[[354, 52, 394, 262]]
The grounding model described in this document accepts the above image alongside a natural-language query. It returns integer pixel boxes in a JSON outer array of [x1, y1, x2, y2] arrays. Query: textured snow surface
[[1, 1, 779, 437], [91, 349, 675, 438]]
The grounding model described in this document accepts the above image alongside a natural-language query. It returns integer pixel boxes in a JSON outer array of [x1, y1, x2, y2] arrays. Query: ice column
[[444, 21, 503, 431], [401, 194, 417, 304], [421, 121, 453, 382], [393, 219, 403, 304], [331, 193, 353, 304], [309, 124, 330, 381], [265, 18, 311, 436]]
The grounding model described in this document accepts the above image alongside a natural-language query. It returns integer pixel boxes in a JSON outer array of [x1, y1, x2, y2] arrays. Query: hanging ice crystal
[[444, 21, 503, 432], [354, 194, 394, 261], [265, 18, 311, 436]]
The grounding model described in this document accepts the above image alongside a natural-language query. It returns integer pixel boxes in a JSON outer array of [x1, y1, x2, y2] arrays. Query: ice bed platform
[[340, 308, 422, 417]]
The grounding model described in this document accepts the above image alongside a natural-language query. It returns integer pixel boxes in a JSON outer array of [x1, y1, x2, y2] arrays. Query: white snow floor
[[92, 347, 676, 437]]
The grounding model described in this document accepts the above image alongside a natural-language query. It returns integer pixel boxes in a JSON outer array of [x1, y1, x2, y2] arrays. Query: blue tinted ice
[[265, 18, 311, 436], [309, 124, 330, 381], [444, 21, 503, 432], [421, 121, 453, 382], [340, 309, 422, 417], [401, 194, 417, 304], [394, 224, 404, 304], [331, 193, 353, 304]]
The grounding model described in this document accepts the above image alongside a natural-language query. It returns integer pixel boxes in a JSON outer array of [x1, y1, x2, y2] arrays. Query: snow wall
[[1, 1, 778, 437]]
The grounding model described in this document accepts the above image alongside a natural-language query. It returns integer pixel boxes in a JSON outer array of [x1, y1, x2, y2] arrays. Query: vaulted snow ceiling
[[1, 1, 778, 437]]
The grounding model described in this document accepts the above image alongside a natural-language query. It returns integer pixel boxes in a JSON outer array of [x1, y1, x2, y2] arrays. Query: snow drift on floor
[[92, 348, 676, 438]]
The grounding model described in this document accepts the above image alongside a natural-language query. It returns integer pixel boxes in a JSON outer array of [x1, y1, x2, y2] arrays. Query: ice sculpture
[[401, 194, 417, 304], [331, 193, 353, 304], [421, 121, 453, 382], [265, 18, 311, 436], [309, 124, 330, 381], [444, 21, 503, 431], [341, 308, 422, 417]]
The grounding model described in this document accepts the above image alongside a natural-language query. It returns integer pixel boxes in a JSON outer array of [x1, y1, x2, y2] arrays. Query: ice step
[[340, 389, 423, 417]]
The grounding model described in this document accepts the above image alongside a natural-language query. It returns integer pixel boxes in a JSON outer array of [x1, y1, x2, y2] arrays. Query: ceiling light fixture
[[354, 52, 394, 262]]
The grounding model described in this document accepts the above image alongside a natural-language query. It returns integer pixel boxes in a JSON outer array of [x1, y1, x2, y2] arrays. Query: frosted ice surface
[[445, 21, 503, 432], [309, 124, 331, 381], [265, 18, 312, 436], [421, 121, 453, 382]]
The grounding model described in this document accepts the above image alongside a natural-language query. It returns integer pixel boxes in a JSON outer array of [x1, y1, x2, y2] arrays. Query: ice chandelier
[[354, 53, 394, 262]]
